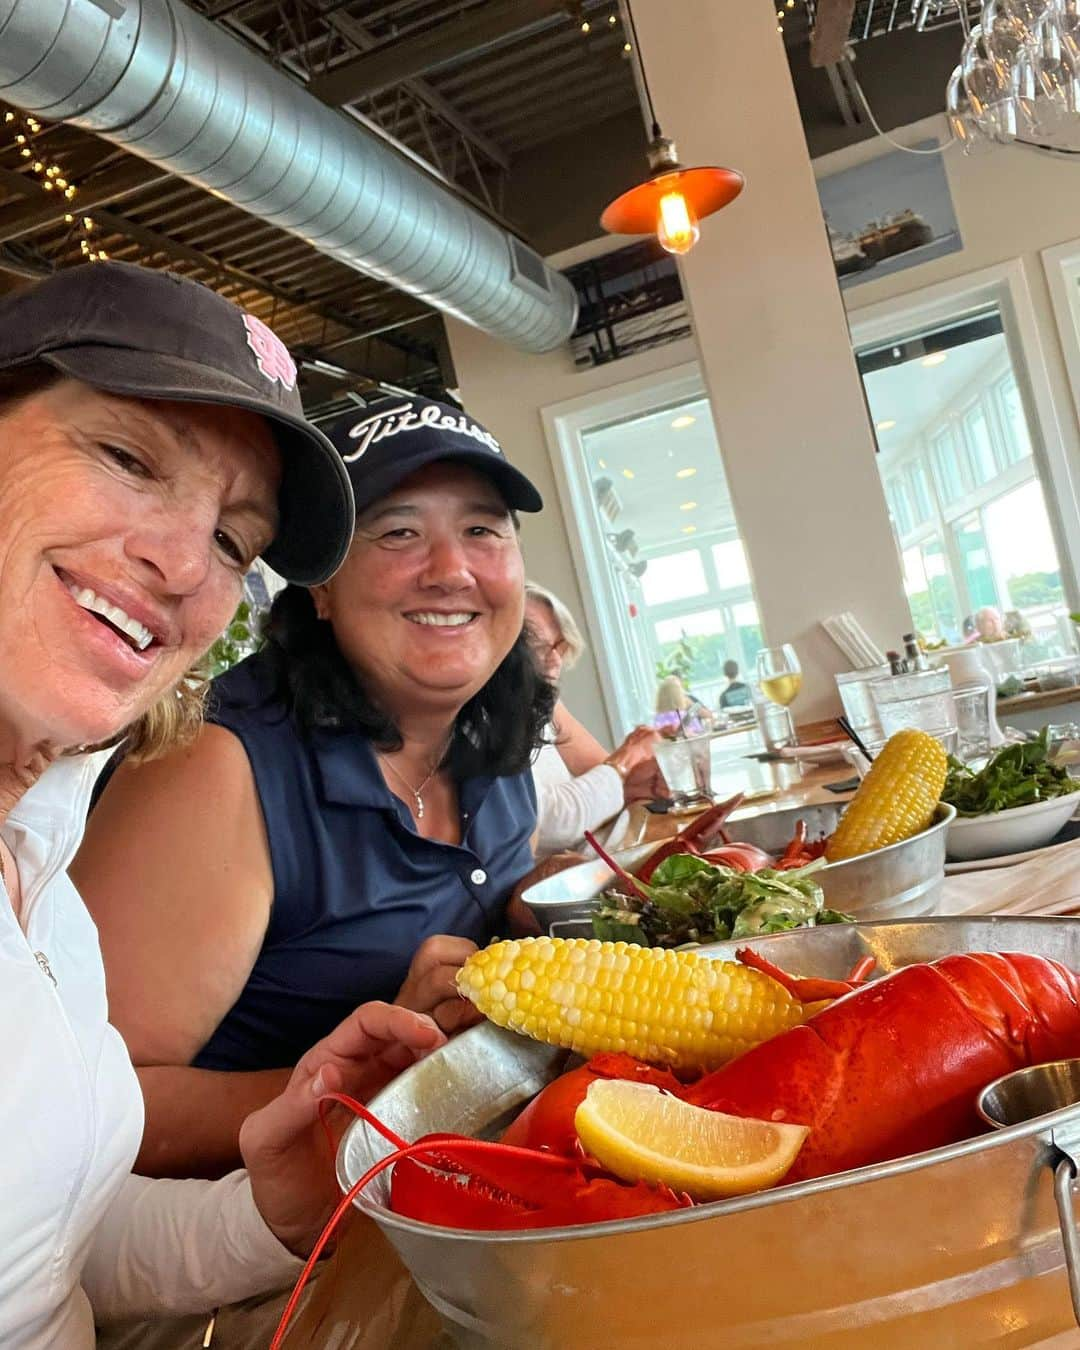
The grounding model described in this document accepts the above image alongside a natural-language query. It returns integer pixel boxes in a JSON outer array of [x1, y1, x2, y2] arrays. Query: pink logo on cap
[[242, 313, 297, 391]]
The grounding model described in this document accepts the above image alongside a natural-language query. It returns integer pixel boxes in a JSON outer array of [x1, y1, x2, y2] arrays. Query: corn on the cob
[[456, 937, 806, 1072], [825, 728, 947, 863]]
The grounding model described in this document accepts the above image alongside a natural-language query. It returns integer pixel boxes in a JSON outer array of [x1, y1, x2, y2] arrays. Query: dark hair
[[258, 585, 555, 778], [723, 660, 740, 680]]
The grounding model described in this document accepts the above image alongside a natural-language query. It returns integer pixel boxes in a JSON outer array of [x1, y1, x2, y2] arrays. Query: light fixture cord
[[619, 0, 662, 139]]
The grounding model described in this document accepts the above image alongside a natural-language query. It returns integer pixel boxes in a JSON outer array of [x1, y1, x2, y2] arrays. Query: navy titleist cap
[[327, 395, 543, 516], [0, 261, 354, 585]]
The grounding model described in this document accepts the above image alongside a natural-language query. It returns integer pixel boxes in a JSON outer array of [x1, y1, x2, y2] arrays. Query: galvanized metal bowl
[[339, 917, 1080, 1349], [521, 801, 956, 930]]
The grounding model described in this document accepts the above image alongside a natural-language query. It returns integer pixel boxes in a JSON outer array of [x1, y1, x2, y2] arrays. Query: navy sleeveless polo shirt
[[193, 650, 537, 1071]]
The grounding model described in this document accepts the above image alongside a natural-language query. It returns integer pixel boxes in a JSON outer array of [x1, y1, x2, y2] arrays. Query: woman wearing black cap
[[0, 263, 446, 1349], [75, 394, 561, 1182]]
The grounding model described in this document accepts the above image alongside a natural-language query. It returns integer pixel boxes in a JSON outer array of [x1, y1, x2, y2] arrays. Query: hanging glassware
[[947, 0, 1080, 154]]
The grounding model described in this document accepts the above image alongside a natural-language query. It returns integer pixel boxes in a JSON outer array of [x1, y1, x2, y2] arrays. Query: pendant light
[[600, 1, 744, 255]]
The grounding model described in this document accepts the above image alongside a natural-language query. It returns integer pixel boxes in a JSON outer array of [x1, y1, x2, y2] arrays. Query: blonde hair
[[524, 582, 585, 669], [655, 674, 690, 714], [0, 362, 212, 763]]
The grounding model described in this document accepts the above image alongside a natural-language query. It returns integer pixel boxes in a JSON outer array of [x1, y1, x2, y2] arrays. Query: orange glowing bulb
[[656, 189, 700, 256]]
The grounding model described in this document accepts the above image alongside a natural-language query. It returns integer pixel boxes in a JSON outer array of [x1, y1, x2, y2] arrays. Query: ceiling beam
[[0, 163, 419, 369], [317, 8, 510, 171], [0, 160, 164, 244], [308, 0, 571, 107]]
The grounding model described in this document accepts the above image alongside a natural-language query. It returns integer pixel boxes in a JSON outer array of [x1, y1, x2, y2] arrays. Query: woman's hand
[[239, 1002, 444, 1257], [605, 726, 659, 781], [394, 934, 482, 1034], [606, 727, 663, 803]]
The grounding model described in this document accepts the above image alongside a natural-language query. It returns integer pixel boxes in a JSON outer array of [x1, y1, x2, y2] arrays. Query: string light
[[776, 0, 802, 36], [1, 106, 112, 261]]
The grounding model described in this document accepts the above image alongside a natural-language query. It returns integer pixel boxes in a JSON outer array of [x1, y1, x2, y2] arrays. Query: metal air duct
[[0, 0, 578, 353]]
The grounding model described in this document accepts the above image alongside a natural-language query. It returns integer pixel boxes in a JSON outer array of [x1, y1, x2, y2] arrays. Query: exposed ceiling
[[0, 0, 640, 419], [0, 0, 969, 424]]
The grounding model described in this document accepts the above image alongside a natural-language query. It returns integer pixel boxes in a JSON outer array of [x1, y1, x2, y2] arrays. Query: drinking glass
[[952, 683, 992, 761], [756, 645, 802, 751], [869, 669, 959, 753]]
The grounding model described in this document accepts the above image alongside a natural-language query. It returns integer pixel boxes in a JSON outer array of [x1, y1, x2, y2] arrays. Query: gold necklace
[[378, 753, 443, 820]]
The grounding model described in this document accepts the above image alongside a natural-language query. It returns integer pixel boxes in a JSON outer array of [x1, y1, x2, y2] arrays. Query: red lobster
[[383, 950, 1080, 1229]]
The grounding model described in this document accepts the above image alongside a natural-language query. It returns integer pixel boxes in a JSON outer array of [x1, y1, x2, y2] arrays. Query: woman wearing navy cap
[[0, 263, 445, 1349], [75, 395, 562, 1181]]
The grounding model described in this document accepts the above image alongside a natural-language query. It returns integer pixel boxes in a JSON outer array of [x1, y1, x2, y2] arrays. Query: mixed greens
[[942, 728, 1077, 817], [592, 852, 852, 949]]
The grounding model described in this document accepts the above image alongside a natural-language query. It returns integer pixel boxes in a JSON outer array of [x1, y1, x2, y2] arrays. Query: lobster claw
[[389, 1133, 691, 1231]]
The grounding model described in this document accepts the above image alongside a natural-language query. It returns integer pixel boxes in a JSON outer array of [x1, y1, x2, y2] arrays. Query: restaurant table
[[634, 756, 856, 847]]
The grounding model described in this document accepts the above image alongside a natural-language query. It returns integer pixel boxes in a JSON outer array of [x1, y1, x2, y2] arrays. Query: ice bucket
[[339, 918, 1080, 1348]]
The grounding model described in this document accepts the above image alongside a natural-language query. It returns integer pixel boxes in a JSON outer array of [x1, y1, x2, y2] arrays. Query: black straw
[[837, 716, 875, 763]]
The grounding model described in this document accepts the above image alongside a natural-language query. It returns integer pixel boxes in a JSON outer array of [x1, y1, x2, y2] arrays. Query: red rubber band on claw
[[269, 1094, 581, 1349]]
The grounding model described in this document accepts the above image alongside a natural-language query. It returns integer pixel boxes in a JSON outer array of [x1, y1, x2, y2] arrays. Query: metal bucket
[[520, 803, 955, 931], [339, 917, 1080, 1349]]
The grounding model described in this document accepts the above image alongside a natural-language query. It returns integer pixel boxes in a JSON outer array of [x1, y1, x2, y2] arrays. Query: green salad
[[592, 853, 853, 949], [942, 728, 1077, 817]]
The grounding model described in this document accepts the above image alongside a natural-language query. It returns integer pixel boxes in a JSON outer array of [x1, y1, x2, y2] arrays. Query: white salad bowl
[[945, 791, 1080, 863]]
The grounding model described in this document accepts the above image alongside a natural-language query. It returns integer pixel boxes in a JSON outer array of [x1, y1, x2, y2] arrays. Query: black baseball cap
[[327, 395, 543, 515], [0, 261, 354, 585]]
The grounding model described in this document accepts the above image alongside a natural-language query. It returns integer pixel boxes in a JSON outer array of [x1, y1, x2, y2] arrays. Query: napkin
[[940, 837, 1080, 917]]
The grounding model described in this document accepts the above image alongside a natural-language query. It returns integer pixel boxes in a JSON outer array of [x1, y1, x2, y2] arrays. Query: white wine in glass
[[756, 646, 802, 707], [759, 671, 803, 706]]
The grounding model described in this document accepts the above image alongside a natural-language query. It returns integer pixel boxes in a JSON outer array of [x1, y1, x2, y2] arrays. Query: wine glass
[[755, 645, 802, 750]]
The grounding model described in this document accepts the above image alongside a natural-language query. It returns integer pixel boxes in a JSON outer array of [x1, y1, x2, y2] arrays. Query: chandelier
[[948, 0, 1080, 154]]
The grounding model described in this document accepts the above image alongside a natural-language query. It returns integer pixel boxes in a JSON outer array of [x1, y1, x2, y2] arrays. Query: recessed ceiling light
[[622, 468, 635, 480], [676, 466, 697, 479], [875, 419, 897, 432], [679, 500, 697, 511], [671, 415, 696, 429], [682, 524, 697, 534], [921, 352, 948, 368]]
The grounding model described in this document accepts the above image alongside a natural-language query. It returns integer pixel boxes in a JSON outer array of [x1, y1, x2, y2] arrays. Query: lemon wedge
[[574, 1080, 809, 1200]]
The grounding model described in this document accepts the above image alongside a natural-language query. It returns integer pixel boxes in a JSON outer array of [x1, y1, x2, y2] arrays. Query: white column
[[630, 0, 910, 722]]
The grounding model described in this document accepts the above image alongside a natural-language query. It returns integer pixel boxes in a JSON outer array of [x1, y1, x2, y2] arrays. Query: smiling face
[[311, 461, 525, 722], [0, 377, 280, 752]]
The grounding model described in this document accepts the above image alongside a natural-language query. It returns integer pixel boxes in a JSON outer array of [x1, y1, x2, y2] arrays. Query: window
[[886, 477, 913, 533], [551, 381, 763, 734], [908, 463, 933, 523], [995, 375, 1032, 463], [931, 429, 966, 504], [955, 514, 998, 611], [920, 537, 962, 641], [858, 306, 1068, 649], [962, 404, 997, 483], [711, 539, 751, 589], [982, 479, 1064, 627], [655, 610, 725, 645], [641, 550, 707, 606]]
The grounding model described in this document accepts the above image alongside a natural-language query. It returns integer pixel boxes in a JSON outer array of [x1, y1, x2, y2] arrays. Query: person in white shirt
[[525, 584, 661, 857], [0, 261, 444, 1350]]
